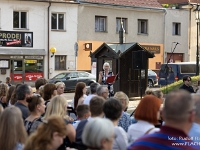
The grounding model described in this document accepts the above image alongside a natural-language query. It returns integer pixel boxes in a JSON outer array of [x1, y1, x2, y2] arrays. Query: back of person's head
[[191, 94, 200, 120], [182, 75, 191, 82], [6, 85, 16, 104], [145, 88, 153, 95], [6, 76, 11, 82], [90, 96, 105, 117], [10, 83, 22, 105], [43, 83, 56, 101], [43, 95, 68, 120], [103, 98, 122, 121], [35, 78, 47, 90], [82, 117, 114, 149], [16, 84, 31, 100], [0, 83, 8, 97], [26, 95, 45, 112], [24, 115, 67, 150], [134, 95, 161, 124], [90, 83, 100, 94], [163, 90, 194, 123], [76, 104, 90, 120], [114, 91, 129, 111], [0, 106, 27, 150], [96, 85, 107, 96], [152, 90, 163, 99]]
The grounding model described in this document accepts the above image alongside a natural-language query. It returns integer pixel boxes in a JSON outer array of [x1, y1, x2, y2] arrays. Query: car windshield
[[53, 73, 68, 79]]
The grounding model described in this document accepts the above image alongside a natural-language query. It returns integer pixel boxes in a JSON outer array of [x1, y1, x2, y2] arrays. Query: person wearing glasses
[[179, 75, 197, 93]]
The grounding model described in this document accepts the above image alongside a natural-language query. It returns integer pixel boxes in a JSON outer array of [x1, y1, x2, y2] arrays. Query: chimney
[[119, 21, 123, 44]]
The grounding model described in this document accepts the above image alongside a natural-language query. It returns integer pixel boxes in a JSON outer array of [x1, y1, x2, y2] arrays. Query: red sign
[[10, 73, 43, 81]]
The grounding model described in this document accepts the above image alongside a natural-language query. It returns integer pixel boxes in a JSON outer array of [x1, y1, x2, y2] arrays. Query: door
[[10, 60, 24, 83]]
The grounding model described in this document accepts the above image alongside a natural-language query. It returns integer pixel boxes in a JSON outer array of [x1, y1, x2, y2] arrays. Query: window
[[95, 16, 106, 32], [138, 19, 148, 34], [116, 18, 127, 33], [180, 65, 196, 73], [13, 11, 27, 29], [78, 72, 89, 77], [55, 55, 66, 70], [51, 13, 64, 30], [172, 23, 181, 35]]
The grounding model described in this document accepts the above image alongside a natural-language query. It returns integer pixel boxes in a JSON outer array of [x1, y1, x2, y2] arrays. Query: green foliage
[[160, 75, 200, 94], [161, 4, 178, 8]]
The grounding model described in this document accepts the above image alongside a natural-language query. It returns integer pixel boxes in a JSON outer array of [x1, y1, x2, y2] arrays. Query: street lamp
[[194, 5, 200, 76]]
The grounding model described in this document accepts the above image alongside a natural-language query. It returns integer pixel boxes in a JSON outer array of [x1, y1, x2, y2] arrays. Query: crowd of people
[[1, 69, 200, 150]]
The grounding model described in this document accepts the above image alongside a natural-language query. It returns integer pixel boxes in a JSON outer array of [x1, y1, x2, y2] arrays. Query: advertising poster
[[0, 31, 33, 47]]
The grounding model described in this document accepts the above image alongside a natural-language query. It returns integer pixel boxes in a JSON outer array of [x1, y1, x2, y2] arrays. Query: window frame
[[138, 19, 148, 35], [55, 55, 67, 70], [172, 22, 181, 36], [95, 16, 107, 32], [116, 18, 127, 33], [51, 13, 65, 30], [13, 11, 28, 29]]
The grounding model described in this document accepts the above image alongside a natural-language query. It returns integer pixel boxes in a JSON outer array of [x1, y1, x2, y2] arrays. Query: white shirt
[[83, 94, 96, 105], [127, 120, 160, 144]]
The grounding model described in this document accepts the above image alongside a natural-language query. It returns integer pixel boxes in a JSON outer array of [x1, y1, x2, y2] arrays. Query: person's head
[[90, 96, 105, 117], [28, 86, 33, 97], [26, 95, 46, 115], [82, 118, 114, 150], [24, 115, 68, 150], [55, 82, 65, 95], [103, 98, 122, 121], [35, 78, 47, 90], [74, 82, 86, 109], [152, 90, 164, 104], [103, 62, 110, 72], [90, 82, 100, 94], [0, 106, 27, 150], [10, 83, 22, 105], [114, 91, 129, 111], [134, 95, 161, 125], [182, 75, 192, 86], [5, 85, 16, 105], [145, 88, 153, 95], [0, 83, 8, 97], [163, 90, 195, 126], [43, 95, 68, 121], [76, 104, 90, 120], [39, 85, 45, 97], [96, 85, 109, 99], [6, 77, 11, 83], [43, 83, 57, 101], [16, 84, 31, 101], [191, 94, 200, 123]]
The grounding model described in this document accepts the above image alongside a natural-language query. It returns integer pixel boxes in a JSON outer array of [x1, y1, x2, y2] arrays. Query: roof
[[80, 0, 163, 8], [158, 0, 199, 4], [91, 42, 154, 58], [0, 48, 46, 55]]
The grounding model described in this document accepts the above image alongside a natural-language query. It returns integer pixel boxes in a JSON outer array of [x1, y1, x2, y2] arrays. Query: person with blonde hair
[[56, 82, 65, 95], [43, 95, 76, 147], [0, 106, 27, 150], [24, 115, 68, 150], [114, 91, 132, 132], [0, 83, 8, 108]]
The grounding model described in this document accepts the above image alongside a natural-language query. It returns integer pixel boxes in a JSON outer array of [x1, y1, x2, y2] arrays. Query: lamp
[[194, 5, 200, 76], [50, 47, 56, 57]]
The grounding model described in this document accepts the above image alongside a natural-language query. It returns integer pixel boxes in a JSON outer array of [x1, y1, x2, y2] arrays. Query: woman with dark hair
[[0, 106, 27, 150], [127, 95, 161, 144], [10, 83, 22, 105], [24, 95, 46, 135], [24, 115, 68, 150], [73, 82, 87, 109], [6, 85, 16, 106], [43, 83, 57, 106], [0, 83, 8, 108]]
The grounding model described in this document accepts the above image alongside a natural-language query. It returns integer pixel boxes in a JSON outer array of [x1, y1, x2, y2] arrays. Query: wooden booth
[[90, 42, 154, 98]]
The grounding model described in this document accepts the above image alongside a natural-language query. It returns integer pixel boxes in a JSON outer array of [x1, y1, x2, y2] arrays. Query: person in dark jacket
[[179, 75, 197, 93]]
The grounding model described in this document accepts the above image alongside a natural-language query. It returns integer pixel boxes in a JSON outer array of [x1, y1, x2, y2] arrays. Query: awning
[[0, 48, 46, 55]]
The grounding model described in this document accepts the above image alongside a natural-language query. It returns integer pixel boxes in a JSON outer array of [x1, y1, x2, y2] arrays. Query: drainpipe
[[47, 2, 51, 79], [163, 9, 167, 63]]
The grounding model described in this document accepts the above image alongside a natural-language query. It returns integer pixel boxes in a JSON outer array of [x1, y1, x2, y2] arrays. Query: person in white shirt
[[84, 83, 100, 105]]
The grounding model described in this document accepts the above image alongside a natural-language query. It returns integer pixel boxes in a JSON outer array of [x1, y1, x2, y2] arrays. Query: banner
[[0, 31, 33, 47]]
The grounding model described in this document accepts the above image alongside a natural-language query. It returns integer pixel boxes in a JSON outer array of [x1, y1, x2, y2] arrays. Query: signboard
[[141, 45, 160, 54], [10, 73, 43, 81], [0, 60, 9, 69], [0, 31, 33, 47]]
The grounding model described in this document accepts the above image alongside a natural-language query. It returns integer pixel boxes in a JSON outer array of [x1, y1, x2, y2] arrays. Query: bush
[[160, 75, 200, 94]]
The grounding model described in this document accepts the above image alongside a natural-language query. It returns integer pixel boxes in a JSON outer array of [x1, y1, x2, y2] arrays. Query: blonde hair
[[145, 88, 153, 95], [0, 105, 3, 115], [114, 91, 129, 109], [43, 95, 69, 121], [39, 85, 44, 97], [103, 62, 110, 69], [0, 83, 8, 97], [24, 115, 68, 150], [55, 82, 65, 88], [0, 106, 27, 150]]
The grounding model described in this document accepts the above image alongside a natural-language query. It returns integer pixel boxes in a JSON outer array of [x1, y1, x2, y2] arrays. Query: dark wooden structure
[[90, 42, 154, 97]]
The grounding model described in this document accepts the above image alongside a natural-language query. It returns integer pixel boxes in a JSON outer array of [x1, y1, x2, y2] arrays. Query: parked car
[[148, 69, 158, 87], [48, 71, 96, 92]]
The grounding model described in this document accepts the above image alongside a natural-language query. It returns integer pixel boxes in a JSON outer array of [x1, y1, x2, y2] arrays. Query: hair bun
[[26, 97, 32, 103]]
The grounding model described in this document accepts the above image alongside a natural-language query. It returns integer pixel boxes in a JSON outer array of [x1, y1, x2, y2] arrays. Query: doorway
[[10, 59, 24, 83]]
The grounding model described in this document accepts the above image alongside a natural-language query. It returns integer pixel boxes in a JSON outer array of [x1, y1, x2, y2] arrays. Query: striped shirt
[[128, 126, 199, 150]]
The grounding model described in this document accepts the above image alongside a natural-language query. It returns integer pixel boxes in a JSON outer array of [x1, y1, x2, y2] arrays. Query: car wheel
[[148, 80, 154, 87]]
